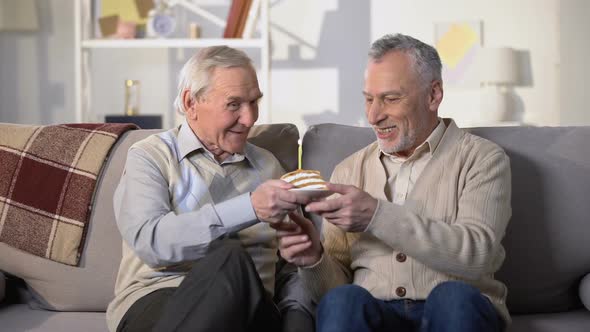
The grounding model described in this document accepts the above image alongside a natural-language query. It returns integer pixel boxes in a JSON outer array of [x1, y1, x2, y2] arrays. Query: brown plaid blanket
[[0, 123, 137, 266]]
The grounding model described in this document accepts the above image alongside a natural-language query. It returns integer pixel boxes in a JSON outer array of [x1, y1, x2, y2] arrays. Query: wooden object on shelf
[[189, 22, 200, 38], [223, 0, 252, 38], [98, 15, 119, 37], [134, 0, 154, 18], [235, 0, 252, 37]]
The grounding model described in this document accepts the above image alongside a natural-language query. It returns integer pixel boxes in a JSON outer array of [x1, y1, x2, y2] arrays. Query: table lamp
[[479, 47, 518, 123]]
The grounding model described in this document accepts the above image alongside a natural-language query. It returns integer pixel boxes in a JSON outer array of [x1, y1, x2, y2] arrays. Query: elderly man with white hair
[[107, 46, 312, 332]]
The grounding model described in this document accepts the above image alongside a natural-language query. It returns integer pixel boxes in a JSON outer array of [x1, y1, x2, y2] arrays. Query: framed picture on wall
[[434, 21, 482, 87]]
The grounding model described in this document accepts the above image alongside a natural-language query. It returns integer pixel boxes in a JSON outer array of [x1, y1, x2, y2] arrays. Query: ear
[[182, 89, 197, 120], [428, 80, 443, 112]]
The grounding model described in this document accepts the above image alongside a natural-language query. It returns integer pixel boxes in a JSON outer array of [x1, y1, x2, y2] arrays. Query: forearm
[[367, 201, 505, 279], [117, 194, 259, 268], [366, 151, 511, 279]]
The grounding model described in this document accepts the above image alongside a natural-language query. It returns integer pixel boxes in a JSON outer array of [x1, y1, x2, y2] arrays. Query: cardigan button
[[396, 253, 407, 262], [395, 286, 406, 297]]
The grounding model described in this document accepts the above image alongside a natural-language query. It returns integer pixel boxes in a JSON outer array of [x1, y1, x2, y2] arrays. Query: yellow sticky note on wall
[[436, 24, 478, 69]]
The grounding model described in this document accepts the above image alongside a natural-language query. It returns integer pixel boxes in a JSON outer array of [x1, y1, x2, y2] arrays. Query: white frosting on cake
[[281, 169, 327, 189]]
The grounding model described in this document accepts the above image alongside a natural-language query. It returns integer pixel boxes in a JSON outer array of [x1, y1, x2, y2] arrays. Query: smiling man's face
[[185, 65, 262, 161], [363, 51, 441, 157]]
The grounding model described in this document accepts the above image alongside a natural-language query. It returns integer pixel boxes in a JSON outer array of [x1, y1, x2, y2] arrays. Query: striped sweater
[[299, 119, 512, 324]]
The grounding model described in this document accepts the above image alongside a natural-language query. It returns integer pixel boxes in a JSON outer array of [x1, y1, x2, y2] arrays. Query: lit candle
[[298, 139, 302, 170]]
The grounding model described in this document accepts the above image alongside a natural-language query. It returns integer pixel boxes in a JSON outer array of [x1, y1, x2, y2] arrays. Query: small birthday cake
[[281, 169, 328, 190]]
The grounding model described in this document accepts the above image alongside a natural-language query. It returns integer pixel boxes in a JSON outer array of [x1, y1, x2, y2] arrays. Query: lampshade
[[479, 47, 518, 85], [0, 0, 39, 31]]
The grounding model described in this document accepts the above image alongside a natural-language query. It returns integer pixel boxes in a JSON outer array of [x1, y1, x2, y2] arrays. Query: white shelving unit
[[74, 0, 270, 126]]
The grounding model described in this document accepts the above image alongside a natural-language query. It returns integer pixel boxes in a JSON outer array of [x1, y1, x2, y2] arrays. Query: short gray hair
[[173, 46, 254, 114], [369, 33, 442, 86]]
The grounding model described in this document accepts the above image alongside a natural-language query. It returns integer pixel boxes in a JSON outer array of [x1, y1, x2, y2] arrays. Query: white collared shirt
[[380, 119, 446, 205]]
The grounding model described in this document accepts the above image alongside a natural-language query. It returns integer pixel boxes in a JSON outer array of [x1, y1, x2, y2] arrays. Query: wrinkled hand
[[305, 183, 378, 232], [273, 212, 322, 267], [251, 180, 311, 224]]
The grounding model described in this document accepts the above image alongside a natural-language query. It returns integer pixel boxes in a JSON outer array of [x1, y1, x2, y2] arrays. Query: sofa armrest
[[580, 273, 590, 311]]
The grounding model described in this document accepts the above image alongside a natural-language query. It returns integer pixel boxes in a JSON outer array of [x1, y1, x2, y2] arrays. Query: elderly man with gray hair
[[275, 33, 512, 332], [106, 46, 313, 332]]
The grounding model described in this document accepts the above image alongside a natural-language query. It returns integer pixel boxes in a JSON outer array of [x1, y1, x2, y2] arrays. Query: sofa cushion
[[0, 123, 299, 311], [248, 123, 299, 172], [0, 304, 108, 332], [508, 310, 590, 332], [468, 126, 590, 314], [302, 123, 590, 314]]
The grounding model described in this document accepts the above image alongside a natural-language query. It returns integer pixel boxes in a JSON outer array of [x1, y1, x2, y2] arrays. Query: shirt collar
[[423, 118, 446, 155], [380, 118, 446, 162], [177, 118, 248, 164]]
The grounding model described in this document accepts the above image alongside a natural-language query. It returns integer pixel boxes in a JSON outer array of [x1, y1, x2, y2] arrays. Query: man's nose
[[239, 104, 258, 128], [367, 100, 385, 125]]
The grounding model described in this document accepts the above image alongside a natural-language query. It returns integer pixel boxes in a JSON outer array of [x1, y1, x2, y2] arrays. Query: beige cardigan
[[300, 119, 512, 324]]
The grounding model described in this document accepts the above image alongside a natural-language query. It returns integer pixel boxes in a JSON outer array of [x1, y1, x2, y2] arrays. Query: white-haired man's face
[[183, 66, 262, 162]]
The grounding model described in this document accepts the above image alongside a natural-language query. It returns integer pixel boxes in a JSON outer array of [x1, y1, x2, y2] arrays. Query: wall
[[0, 0, 74, 124], [370, 0, 560, 127], [272, 0, 562, 129], [0, 0, 584, 131], [559, 0, 590, 126], [268, 0, 370, 131]]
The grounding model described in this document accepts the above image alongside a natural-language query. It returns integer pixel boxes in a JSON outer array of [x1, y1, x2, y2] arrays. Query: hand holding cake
[[280, 169, 333, 201]]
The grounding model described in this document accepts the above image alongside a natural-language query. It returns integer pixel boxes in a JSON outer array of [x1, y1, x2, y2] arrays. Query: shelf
[[81, 38, 265, 49], [75, 0, 271, 125]]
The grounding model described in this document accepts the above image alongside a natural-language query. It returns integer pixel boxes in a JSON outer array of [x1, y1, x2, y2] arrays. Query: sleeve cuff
[[301, 251, 326, 269], [214, 192, 259, 232], [297, 252, 343, 302], [364, 199, 382, 231], [365, 199, 405, 243]]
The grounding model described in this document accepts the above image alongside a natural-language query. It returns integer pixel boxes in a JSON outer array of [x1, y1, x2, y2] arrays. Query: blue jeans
[[317, 281, 503, 332]]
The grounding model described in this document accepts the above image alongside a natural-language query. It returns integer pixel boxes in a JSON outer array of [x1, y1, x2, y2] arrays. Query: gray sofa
[[0, 123, 299, 332], [1, 123, 590, 331]]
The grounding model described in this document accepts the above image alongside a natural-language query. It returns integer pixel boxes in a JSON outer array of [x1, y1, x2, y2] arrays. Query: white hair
[[173, 46, 254, 114], [369, 33, 442, 86]]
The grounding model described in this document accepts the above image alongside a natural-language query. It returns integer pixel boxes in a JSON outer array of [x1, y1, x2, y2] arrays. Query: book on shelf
[[223, 0, 252, 38]]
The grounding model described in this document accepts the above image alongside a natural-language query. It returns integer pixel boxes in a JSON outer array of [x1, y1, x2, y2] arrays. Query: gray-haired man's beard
[[376, 131, 417, 155]]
